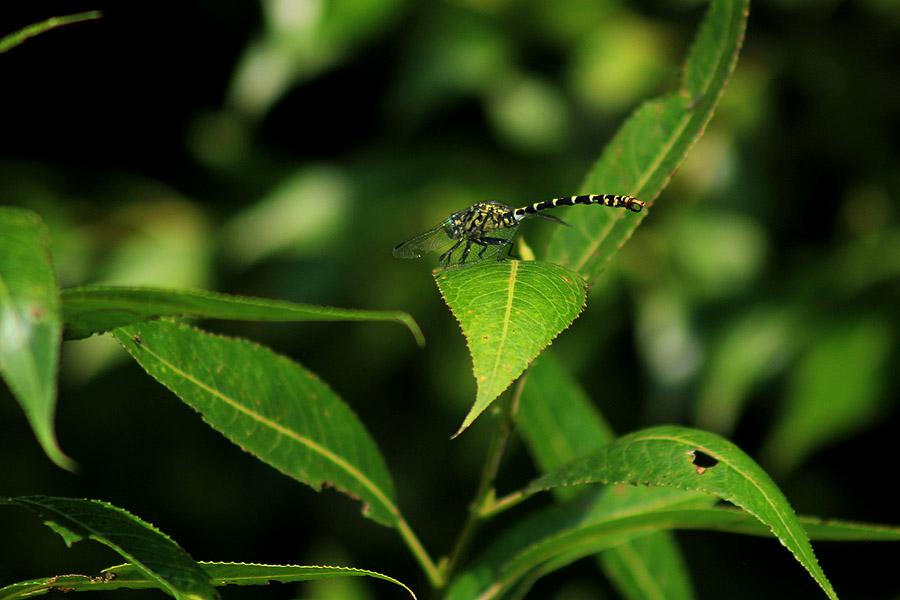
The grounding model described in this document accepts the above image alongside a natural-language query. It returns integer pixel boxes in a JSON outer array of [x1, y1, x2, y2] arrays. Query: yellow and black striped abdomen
[[513, 194, 644, 220]]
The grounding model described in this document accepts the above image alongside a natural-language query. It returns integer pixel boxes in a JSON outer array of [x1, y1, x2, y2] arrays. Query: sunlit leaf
[[0, 208, 73, 470], [545, 0, 750, 285], [0, 495, 217, 600], [434, 261, 586, 436], [112, 320, 400, 527]]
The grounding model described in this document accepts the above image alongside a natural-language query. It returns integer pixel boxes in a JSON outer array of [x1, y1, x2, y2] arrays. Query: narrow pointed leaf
[[112, 320, 399, 527], [62, 285, 423, 346], [0, 495, 218, 600], [121, 562, 416, 597], [545, 0, 749, 284], [449, 499, 896, 600], [500, 506, 900, 588], [434, 261, 586, 436], [0, 208, 73, 470], [521, 425, 839, 599], [0, 11, 101, 54], [0, 563, 418, 599]]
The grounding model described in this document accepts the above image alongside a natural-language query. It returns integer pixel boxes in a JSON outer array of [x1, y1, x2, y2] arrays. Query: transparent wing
[[392, 221, 453, 259], [439, 223, 520, 265]]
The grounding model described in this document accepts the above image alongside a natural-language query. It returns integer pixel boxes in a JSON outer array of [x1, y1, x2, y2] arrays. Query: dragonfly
[[392, 194, 645, 266]]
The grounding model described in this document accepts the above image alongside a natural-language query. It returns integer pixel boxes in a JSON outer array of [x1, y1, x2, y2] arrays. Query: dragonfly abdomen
[[513, 194, 644, 221]]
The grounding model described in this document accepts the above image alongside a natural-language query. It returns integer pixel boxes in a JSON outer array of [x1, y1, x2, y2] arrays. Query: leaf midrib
[[484, 261, 518, 393], [125, 333, 399, 524]]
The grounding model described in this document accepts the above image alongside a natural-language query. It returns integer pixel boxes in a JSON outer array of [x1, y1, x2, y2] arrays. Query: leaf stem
[[441, 375, 527, 586], [395, 515, 443, 588]]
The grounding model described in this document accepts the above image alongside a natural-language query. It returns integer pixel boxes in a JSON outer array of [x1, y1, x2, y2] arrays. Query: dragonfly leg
[[459, 239, 475, 263], [439, 239, 464, 265], [475, 237, 513, 261]]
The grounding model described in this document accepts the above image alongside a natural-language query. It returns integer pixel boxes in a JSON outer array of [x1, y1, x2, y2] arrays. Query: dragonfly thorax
[[444, 201, 517, 240]]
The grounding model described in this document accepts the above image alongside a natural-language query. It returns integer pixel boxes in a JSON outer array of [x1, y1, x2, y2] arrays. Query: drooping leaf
[[545, 0, 750, 285], [518, 354, 698, 600], [0, 208, 73, 470], [0, 562, 418, 600], [0, 11, 101, 54], [112, 320, 400, 527], [434, 261, 586, 436], [0, 495, 218, 600], [62, 285, 424, 346], [520, 425, 839, 600]]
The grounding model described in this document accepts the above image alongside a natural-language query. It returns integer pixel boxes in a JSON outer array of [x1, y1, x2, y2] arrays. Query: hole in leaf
[[690, 449, 718, 474]]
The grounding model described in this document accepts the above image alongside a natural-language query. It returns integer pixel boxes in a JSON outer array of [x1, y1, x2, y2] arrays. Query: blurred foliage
[[1, 0, 898, 598]]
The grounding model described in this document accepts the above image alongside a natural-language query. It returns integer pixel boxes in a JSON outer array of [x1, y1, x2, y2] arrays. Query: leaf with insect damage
[[518, 425, 839, 600]]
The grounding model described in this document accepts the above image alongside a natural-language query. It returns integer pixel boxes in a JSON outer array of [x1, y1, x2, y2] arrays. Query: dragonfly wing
[[392, 223, 453, 259]]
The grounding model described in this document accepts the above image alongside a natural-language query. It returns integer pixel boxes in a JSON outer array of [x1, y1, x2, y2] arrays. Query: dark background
[[2, 1, 899, 598]]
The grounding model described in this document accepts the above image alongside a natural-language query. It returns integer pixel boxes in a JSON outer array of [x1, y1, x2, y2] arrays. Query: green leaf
[[599, 531, 696, 600], [517, 353, 616, 495], [544, 0, 749, 285], [760, 317, 893, 476], [0, 495, 218, 600], [434, 261, 587, 436], [449, 497, 898, 600], [695, 306, 799, 434], [521, 425, 839, 600], [447, 486, 712, 600], [0, 11, 102, 54], [518, 354, 698, 600], [0, 208, 74, 470], [112, 320, 400, 528], [62, 284, 424, 346], [0, 563, 418, 600]]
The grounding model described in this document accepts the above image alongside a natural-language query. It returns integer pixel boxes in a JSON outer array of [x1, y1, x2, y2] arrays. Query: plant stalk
[[440, 375, 527, 587], [396, 515, 444, 588]]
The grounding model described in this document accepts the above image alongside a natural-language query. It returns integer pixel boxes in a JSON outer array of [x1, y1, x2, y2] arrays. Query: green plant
[[2, 3, 898, 600]]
